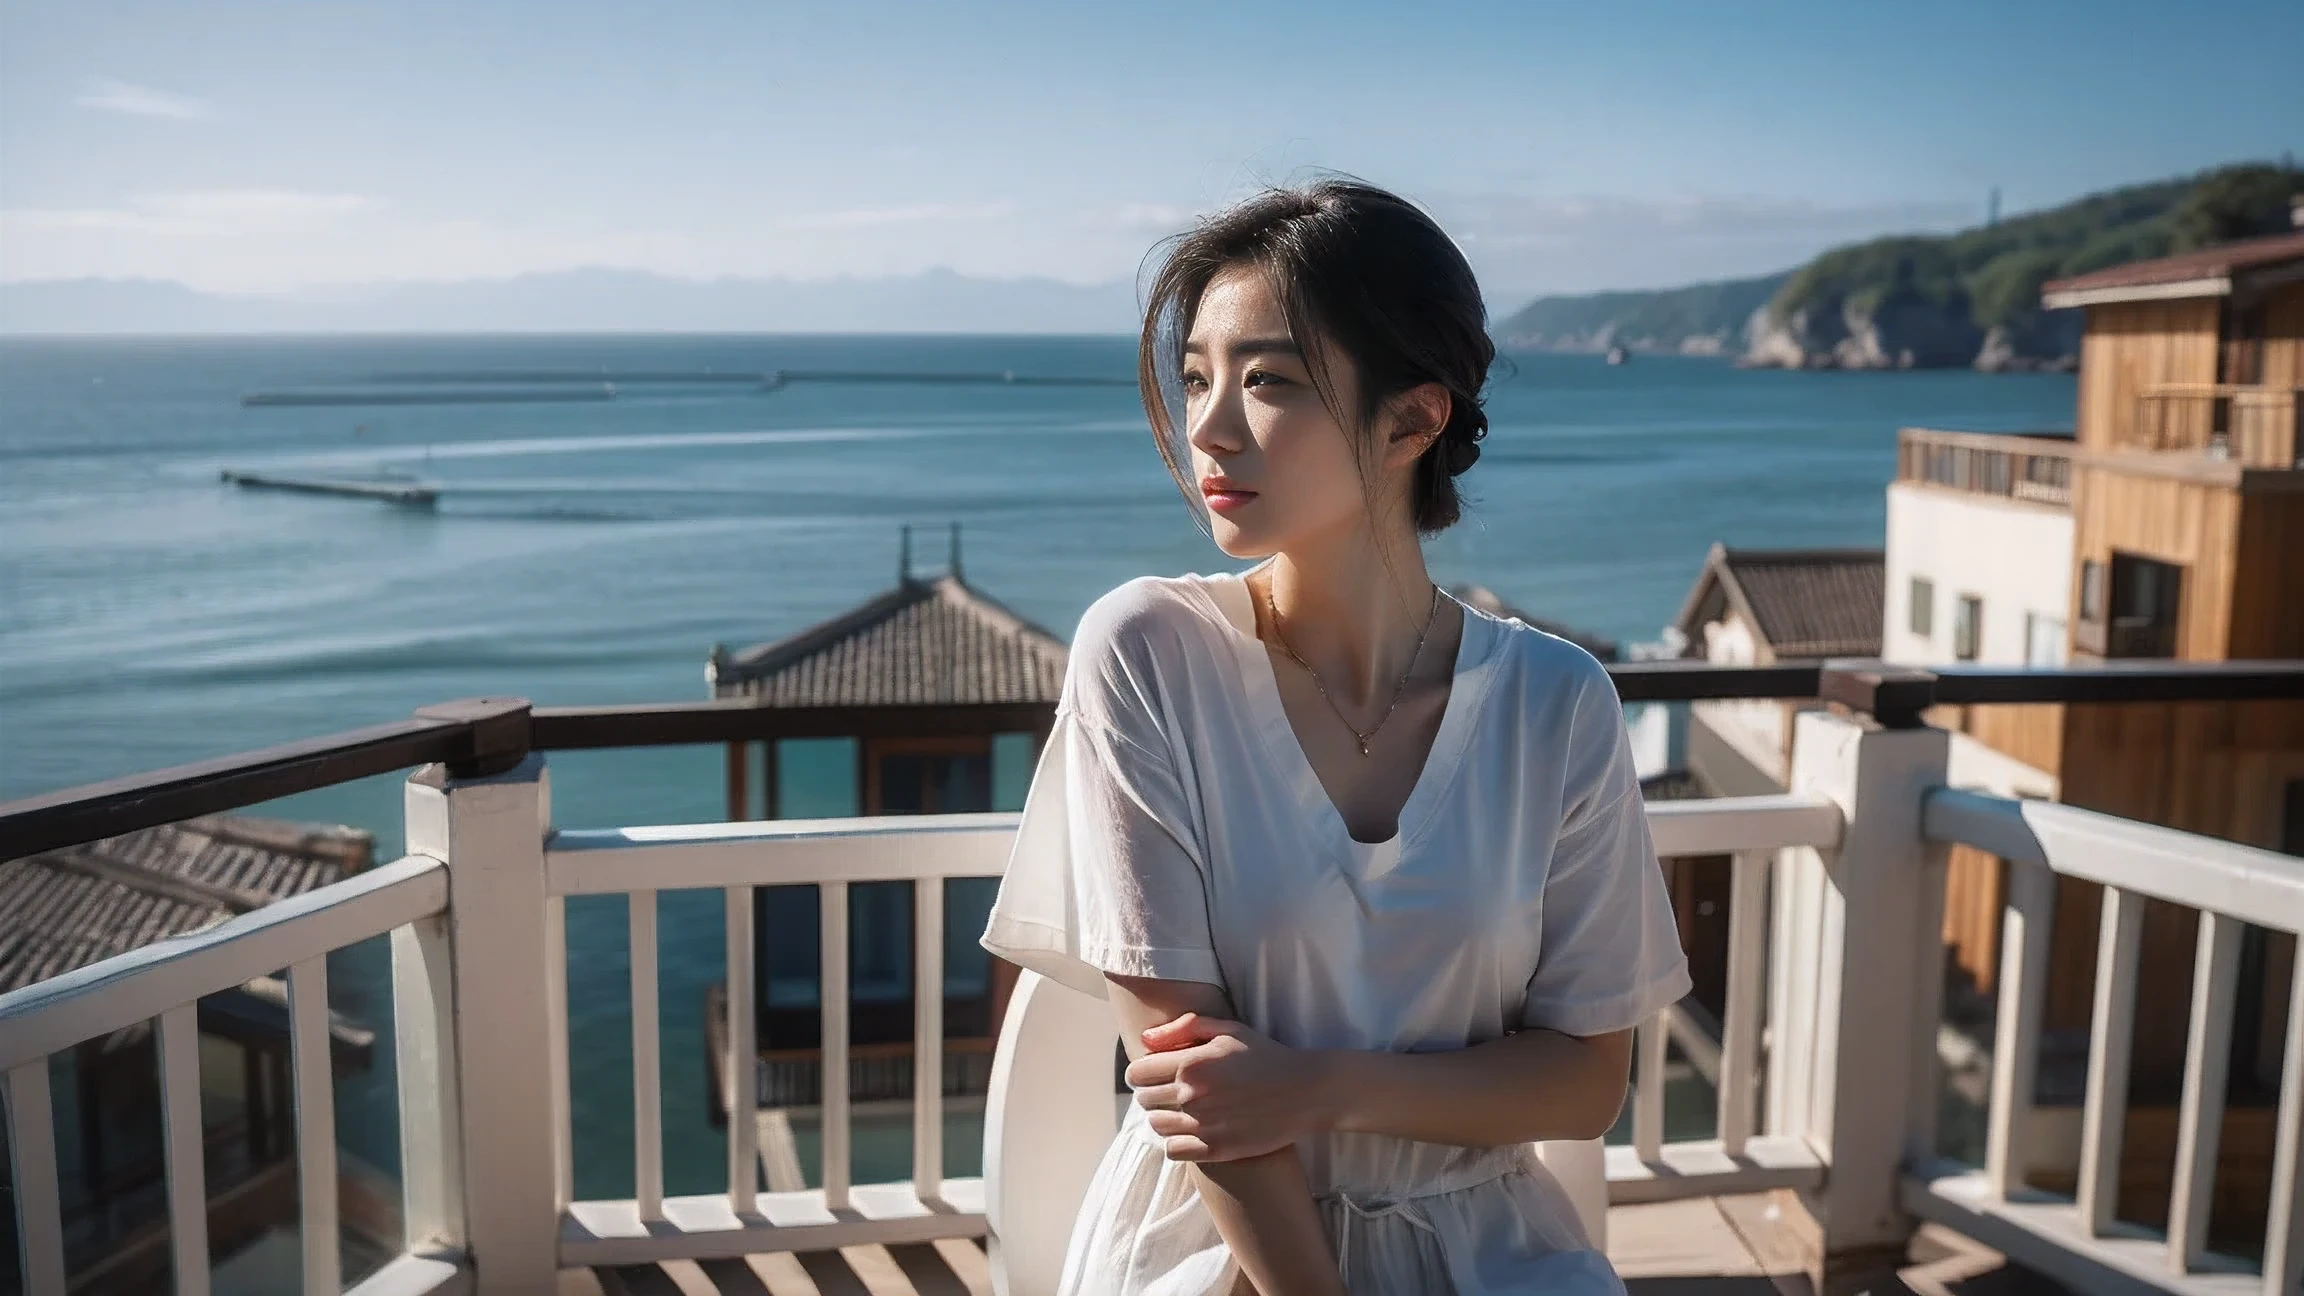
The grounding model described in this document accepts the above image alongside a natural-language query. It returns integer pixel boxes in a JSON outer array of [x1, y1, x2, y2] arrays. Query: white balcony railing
[[6, 707, 2304, 1295]]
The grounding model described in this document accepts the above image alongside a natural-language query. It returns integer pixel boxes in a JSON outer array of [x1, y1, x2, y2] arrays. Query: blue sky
[[3, 0, 2298, 302]]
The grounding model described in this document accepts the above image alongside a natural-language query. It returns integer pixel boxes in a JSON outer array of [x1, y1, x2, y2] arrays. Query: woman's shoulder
[[1072, 572, 1230, 664], [1472, 606, 1624, 737], [1475, 605, 1614, 692]]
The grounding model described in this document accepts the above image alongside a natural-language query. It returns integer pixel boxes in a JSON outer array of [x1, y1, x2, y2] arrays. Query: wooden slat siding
[[2229, 488, 2304, 659], [289, 955, 341, 1296], [6, 1059, 66, 1296], [1956, 701, 2065, 781], [631, 889, 664, 1221], [1717, 850, 1766, 1155], [912, 877, 945, 1200], [2170, 912, 2244, 1273], [2261, 284, 2304, 392], [725, 885, 758, 1215], [1986, 862, 2055, 1199], [2067, 461, 2246, 664], [2264, 933, 2304, 1295], [2078, 887, 2144, 1238], [160, 1002, 213, 1296], [1942, 844, 2007, 995], [821, 881, 852, 1211], [2075, 298, 2222, 453], [1633, 1016, 1666, 1163]]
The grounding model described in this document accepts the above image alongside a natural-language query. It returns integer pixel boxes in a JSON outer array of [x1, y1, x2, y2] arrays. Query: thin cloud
[[76, 77, 211, 121], [782, 201, 1018, 230], [6, 190, 370, 238]]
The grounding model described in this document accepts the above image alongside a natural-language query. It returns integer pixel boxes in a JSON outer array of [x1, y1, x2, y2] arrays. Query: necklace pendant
[[1357, 735, 1372, 757]]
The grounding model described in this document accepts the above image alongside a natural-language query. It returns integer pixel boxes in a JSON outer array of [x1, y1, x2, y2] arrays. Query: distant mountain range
[[12, 162, 2302, 359], [1496, 162, 2304, 371], [0, 267, 1140, 335]]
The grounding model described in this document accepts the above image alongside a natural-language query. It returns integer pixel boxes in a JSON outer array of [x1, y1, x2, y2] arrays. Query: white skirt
[[1056, 1109, 1627, 1295]]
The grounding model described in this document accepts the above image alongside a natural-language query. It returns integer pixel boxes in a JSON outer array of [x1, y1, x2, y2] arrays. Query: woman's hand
[[1125, 1013, 1333, 1163]]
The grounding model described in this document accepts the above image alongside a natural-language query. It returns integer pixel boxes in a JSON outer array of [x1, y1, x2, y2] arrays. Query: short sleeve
[[980, 596, 1223, 1000], [1521, 669, 1692, 1037]]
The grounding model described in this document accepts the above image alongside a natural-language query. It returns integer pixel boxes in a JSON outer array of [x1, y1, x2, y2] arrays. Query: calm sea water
[[0, 335, 2075, 1226]]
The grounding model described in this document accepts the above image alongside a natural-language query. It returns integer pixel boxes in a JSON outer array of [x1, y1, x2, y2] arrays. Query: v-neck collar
[[1196, 561, 1498, 863]]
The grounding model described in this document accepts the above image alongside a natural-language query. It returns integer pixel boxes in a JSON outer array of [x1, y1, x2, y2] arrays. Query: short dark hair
[[1136, 177, 1493, 535]]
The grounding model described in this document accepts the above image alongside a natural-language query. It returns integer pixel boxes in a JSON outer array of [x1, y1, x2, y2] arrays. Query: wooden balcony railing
[[1898, 428, 2077, 508], [9, 666, 2304, 1295], [2132, 384, 2304, 468]]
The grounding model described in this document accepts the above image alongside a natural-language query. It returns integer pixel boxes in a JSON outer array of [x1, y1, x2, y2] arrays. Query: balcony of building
[[6, 664, 2304, 1296], [1897, 428, 2080, 510], [2128, 386, 2303, 470]]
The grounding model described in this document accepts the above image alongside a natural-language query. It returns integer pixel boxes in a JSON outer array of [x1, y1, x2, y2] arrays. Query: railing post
[[1771, 708, 1949, 1285], [404, 740, 557, 1294]]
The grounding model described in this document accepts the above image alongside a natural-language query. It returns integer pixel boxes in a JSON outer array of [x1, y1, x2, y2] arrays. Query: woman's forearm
[[1106, 976, 1346, 1296], [1315, 1027, 1633, 1148], [1190, 1152, 1347, 1296]]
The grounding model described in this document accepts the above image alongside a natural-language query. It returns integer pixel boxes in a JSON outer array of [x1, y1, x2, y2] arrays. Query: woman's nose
[[1186, 385, 1246, 458]]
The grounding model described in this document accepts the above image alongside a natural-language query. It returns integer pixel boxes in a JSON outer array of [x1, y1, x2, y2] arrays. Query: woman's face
[[1181, 268, 1373, 560]]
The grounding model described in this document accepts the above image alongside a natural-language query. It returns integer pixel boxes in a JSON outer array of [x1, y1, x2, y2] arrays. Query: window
[[2107, 553, 2183, 658], [1908, 576, 1934, 637], [1953, 595, 1982, 661], [2025, 613, 2066, 668]]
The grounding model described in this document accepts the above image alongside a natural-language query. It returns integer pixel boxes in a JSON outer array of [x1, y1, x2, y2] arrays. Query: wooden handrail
[[8, 662, 2304, 862]]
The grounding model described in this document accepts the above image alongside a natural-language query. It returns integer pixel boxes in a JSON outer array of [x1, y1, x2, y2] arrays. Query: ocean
[[0, 334, 2075, 1245]]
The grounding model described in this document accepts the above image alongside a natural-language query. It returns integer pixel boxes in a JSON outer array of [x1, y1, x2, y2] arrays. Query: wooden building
[[704, 527, 1066, 1134], [0, 815, 384, 1295], [1885, 227, 2304, 1248]]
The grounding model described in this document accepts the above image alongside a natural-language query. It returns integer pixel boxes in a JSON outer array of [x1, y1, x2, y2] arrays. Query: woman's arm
[[1106, 976, 1347, 1296], [1129, 1015, 1633, 1155], [1317, 1025, 1632, 1145]]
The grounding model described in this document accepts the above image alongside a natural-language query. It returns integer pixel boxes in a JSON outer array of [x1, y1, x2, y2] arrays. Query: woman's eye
[[1180, 372, 1209, 392], [1245, 369, 1287, 388]]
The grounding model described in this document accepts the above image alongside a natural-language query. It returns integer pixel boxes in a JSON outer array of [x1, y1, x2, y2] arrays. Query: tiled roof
[[0, 815, 371, 996], [715, 574, 1069, 708], [2042, 229, 2304, 300], [1673, 544, 1885, 661], [1449, 584, 1621, 662]]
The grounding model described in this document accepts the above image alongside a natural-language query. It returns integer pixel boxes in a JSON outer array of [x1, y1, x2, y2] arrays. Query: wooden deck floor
[[569, 1191, 2069, 1296]]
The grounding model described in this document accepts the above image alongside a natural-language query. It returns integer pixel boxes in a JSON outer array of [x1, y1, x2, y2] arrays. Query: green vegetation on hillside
[[1493, 272, 1786, 351], [1492, 162, 2304, 361], [1770, 163, 2304, 332]]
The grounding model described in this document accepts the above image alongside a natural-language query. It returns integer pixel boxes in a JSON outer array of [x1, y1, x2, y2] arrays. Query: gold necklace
[[1262, 580, 1442, 757]]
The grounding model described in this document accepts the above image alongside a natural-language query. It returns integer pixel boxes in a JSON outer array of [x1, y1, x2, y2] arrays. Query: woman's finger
[[1133, 1082, 1186, 1111], [1146, 1109, 1198, 1139], [1161, 1134, 1211, 1162], [1123, 1052, 1181, 1089]]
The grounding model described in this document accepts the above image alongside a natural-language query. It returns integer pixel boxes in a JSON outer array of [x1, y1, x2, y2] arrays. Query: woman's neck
[[1253, 536, 1441, 709]]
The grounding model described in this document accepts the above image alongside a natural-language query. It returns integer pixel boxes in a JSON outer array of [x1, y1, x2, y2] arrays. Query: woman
[[980, 178, 1690, 1295]]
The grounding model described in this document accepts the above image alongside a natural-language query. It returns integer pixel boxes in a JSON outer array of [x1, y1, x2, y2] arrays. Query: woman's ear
[[1384, 383, 1453, 467]]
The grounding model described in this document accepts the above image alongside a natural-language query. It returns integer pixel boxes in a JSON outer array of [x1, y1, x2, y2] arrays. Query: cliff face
[[1740, 297, 2078, 371]]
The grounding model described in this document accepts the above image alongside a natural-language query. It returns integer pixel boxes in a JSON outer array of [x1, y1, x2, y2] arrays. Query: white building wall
[[1693, 610, 1793, 789], [1883, 484, 2075, 669]]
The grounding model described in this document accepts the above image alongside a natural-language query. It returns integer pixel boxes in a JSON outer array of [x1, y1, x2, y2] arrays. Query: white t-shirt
[[981, 564, 1690, 1294]]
